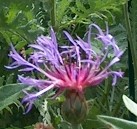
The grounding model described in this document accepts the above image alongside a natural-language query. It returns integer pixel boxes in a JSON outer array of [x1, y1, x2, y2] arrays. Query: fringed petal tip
[[23, 101, 34, 114], [111, 71, 124, 86], [22, 92, 37, 114]]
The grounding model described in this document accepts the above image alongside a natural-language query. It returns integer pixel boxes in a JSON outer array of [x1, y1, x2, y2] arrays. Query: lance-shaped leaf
[[0, 83, 27, 111], [98, 115, 137, 129]]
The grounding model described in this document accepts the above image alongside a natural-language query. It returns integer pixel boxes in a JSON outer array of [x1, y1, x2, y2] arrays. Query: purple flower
[[7, 24, 124, 112]]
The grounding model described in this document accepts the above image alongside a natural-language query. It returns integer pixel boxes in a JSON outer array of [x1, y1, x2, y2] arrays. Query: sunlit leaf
[[123, 95, 137, 116]]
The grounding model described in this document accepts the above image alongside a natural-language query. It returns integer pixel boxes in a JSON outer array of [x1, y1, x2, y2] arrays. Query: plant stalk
[[101, 79, 111, 106], [123, 3, 136, 121], [123, 3, 137, 78], [71, 124, 83, 129], [109, 86, 115, 112], [50, 0, 57, 31]]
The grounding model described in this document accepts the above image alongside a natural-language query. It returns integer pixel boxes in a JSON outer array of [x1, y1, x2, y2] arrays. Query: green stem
[[71, 124, 83, 129], [109, 86, 115, 112], [50, 0, 57, 30], [112, 95, 123, 116], [123, 3, 137, 78], [101, 79, 111, 105]]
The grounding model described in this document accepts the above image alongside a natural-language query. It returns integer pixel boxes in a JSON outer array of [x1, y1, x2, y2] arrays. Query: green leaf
[[6, 73, 14, 84], [123, 95, 137, 116], [0, 0, 43, 50], [0, 83, 27, 111], [6, 125, 22, 129], [98, 115, 137, 129], [56, 0, 71, 26], [0, 76, 5, 86], [130, 0, 137, 49], [69, 0, 127, 25]]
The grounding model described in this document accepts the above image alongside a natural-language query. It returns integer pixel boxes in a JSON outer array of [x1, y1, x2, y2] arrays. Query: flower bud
[[61, 90, 88, 124]]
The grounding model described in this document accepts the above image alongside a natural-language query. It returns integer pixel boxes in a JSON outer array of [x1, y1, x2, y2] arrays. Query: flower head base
[[7, 24, 124, 112], [61, 90, 88, 124]]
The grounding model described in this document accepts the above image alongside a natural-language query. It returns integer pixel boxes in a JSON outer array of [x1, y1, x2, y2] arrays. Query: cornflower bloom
[[7, 24, 123, 114]]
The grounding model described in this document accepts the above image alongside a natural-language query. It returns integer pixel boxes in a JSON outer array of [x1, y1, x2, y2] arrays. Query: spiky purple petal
[[7, 24, 124, 112]]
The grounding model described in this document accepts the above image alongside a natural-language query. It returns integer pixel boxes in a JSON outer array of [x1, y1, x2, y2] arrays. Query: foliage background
[[0, 0, 136, 129]]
